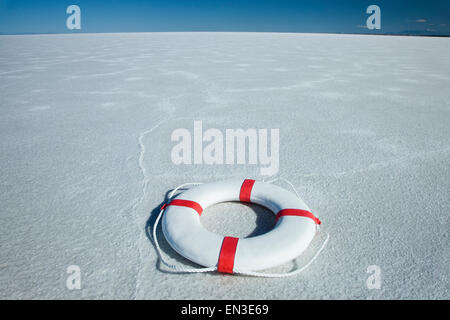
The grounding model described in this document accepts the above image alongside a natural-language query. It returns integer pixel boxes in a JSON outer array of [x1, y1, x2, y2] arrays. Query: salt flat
[[0, 32, 448, 299]]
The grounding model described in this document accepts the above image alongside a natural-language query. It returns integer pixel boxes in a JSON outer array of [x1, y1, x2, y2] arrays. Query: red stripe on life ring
[[239, 179, 255, 202], [217, 237, 239, 274], [276, 209, 321, 225], [167, 199, 203, 216]]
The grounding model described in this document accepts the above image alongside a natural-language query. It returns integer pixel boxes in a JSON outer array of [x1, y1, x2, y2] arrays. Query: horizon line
[[1, 30, 449, 37]]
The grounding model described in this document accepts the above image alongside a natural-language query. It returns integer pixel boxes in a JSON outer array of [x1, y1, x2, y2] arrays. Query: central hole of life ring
[[200, 202, 276, 238]]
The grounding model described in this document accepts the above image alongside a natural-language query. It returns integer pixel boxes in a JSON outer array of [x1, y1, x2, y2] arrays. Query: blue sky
[[0, 0, 449, 35]]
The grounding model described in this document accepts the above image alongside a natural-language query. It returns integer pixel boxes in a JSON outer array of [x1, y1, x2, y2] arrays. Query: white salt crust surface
[[0, 32, 448, 299]]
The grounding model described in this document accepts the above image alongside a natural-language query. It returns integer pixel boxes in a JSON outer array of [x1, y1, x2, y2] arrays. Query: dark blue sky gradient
[[0, 0, 449, 35]]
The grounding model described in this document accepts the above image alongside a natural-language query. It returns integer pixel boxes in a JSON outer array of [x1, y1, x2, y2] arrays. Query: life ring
[[161, 178, 322, 274]]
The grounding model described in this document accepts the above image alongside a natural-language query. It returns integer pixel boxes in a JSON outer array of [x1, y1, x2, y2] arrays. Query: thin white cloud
[[415, 19, 427, 23]]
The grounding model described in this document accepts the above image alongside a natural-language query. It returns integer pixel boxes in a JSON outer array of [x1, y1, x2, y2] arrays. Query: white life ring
[[161, 178, 322, 274]]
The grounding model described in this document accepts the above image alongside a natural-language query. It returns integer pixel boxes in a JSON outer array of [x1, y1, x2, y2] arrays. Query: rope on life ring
[[151, 178, 329, 278]]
